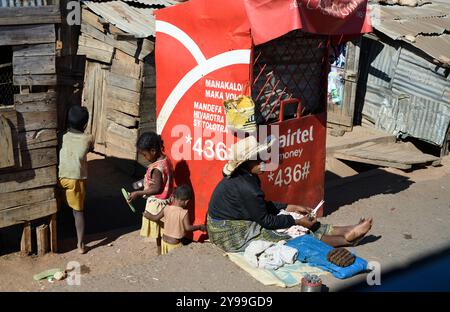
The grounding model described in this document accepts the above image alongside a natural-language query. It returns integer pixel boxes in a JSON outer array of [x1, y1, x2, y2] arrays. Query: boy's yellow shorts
[[161, 239, 182, 255], [58, 178, 86, 211]]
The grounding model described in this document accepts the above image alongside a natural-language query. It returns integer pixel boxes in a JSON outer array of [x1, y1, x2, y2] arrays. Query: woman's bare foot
[[78, 243, 87, 254], [344, 218, 372, 243]]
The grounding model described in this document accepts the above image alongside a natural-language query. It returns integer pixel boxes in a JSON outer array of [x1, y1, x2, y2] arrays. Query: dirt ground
[[1, 154, 450, 292]]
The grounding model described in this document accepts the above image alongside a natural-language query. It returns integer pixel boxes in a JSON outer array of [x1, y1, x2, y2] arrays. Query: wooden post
[[36, 224, 50, 256], [20, 222, 32, 255], [50, 214, 58, 253]]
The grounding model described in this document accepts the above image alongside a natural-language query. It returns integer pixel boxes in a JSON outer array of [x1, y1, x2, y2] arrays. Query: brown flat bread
[[327, 248, 355, 267]]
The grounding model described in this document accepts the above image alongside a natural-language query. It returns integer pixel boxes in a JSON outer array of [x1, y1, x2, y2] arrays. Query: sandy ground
[[1, 155, 450, 292]]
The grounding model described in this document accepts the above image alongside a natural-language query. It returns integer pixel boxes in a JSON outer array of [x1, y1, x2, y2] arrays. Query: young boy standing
[[144, 185, 206, 254], [58, 106, 93, 254]]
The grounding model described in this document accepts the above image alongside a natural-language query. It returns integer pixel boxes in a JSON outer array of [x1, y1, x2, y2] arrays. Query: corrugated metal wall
[[359, 36, 450, 146], [0, 0, 49, 7], [361, 38, 400, 123]]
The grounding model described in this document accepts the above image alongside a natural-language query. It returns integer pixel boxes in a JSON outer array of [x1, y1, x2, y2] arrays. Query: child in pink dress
[[128, 132, 173, 252]]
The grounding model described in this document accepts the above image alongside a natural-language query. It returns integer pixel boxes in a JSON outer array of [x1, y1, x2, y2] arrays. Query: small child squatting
[[143, 185, 207, 254]]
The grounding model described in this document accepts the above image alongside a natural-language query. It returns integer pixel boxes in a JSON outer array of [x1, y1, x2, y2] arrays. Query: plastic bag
[[286, 234, 369, 279], [223, 95, 257, 133], [328, 70, 343, 105]]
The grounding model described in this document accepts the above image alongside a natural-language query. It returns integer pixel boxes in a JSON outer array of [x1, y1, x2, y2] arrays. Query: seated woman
[[207, 136, 372, 253]]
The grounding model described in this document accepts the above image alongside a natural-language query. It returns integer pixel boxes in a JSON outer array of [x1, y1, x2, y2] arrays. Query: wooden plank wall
[[0, 5, 61, 26], [0, 34, 58, 229], [0, 24, 56, 46], [13, 43, 57, 86], [0, 93, 58, 228], [137, 62, 157, 166], [78, 6, 156, 164]]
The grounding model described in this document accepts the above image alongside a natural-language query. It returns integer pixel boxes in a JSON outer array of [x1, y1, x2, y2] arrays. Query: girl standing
[[128, 132, 174, 252]]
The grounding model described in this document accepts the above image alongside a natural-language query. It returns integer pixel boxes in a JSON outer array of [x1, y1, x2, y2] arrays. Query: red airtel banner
[[155, 0, 252, 240], [244, 0, 372, 45], [155, 0, 371, 240]]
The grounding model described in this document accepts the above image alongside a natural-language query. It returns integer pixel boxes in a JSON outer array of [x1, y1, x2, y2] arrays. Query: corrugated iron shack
[[356, 1, 450, 155]]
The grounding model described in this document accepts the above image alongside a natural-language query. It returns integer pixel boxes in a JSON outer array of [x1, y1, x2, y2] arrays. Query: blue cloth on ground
[[286, 234, 368, 279]]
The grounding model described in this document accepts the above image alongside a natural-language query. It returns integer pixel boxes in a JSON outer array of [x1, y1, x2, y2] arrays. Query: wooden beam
[[14, 91, 56, 103], [79, 35, 114, 53], [50, 214, 57, 253], [107, 120, 138, 141], [13, 74, 57, 86], [114, 48, 140, 64], [109, 23, 136, 39], [80, 23, 151, 60], [107, 109, 138, 128], [107, 72, 142, 92], [1, 110, 58, 132], [0, 115, 14, 169], [23, 139, 58, 151], [0, 199, 57, 229], [108, 85, 140, 104], [14, 93, 56, 112], [13, 147, 58, 172], [0, 5, 61, 26], [81, 61, 95, 134], [141, 39, 155, 57], [20, 222, 32, 255], [0, 24, 55, 45], [107, 95, 140, 117], [13, 55, 55, 75], [81, 7, 105, 32], [106, 130, 137, 154], [13, 128, 57, 151], [12, 43, 55, 57], [141, 88, 156, 106], [0, 187, 54, 211], [333, 153, 412, 170], [17, 129, 57, 150], [106, 142, 137, 161], [111, 58, 141, 80], [143, 73, 156, 88], [92, 63, 107, 147], [77, 45, 113, 64], [36, 224, 50, 256], [0, 165, 57, 194]]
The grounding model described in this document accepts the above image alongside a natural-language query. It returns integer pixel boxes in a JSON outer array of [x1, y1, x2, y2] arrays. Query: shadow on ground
[[324, 168, 414, 216], [341, 243, 450, 291], [56, 155, 146, 253]]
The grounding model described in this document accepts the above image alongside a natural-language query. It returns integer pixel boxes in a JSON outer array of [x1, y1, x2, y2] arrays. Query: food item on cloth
[[327, 248, 355, 267]]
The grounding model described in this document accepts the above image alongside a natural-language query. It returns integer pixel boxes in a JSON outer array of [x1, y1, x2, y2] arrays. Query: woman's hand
[[127, 191, 141, 203], [143, 211, 152, 220], [286, 204, 312, 215], [295, 217, 317, 229]]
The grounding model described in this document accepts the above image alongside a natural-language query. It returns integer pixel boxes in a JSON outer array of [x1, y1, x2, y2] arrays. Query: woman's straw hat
[[223, 135, 275, 176]]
